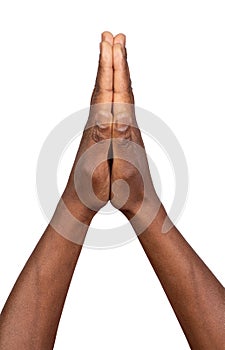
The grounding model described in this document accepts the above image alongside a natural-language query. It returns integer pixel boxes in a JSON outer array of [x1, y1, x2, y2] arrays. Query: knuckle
[[113, 120, 131, 141], [92, 124, 111, 142], [91, 110, 112, 142]]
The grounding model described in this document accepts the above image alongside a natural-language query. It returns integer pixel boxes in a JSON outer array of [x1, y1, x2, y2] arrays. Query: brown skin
[[111, 34, 160, 221], [63, 31, 113, 219], [0, 31, 113, 350], [111, 33, 225, 349], [0, 32, 225, 349]]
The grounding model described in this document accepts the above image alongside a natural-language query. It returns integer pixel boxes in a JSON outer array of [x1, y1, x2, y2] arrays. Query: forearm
[[136, 205, 225, 349], [0, 200, 91, 350]]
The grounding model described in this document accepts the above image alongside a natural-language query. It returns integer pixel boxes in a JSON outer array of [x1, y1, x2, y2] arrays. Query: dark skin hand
[[0, 32, 225, 349], [111, 34, 160, 224], [109, 32, 225, 349]]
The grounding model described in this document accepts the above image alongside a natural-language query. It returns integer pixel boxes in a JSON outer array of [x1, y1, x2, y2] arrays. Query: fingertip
[[114, 33, 126, 46], [101, 31, 114, 45], [102, 30, 113, 37]]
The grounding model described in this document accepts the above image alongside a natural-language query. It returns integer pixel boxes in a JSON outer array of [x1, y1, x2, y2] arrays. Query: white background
[[1, 0, 225, 348]]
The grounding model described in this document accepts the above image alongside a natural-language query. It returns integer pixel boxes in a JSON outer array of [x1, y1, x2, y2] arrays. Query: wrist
[[61, 191, 96, 225], [49, 194, 95, 246], [123, 196, 170, 235], [121, 193, 161, 220]]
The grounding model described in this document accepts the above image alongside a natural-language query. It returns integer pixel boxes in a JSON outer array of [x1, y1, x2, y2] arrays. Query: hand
[[62, 32, 160, 230], [62, 32, 114, 223], [110, 34, 160, 224]]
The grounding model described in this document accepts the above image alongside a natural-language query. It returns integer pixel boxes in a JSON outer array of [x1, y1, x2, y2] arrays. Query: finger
[[102, 31, 114, 45], [87, 32, 113, 144], [113, 34, 134, 104], [113, 34, 135, 140], [91, 32, 113, 106], [114, 33, 126, 46]]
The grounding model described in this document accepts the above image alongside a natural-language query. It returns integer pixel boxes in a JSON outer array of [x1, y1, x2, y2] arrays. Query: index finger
[[91, 31, 113, 106], [113, 34, 136, 138], [113, 34, 134, 105], [88, 32, 113, 139]]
